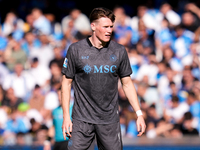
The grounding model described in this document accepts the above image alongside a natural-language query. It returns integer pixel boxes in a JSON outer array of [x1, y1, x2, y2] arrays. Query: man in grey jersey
[[61, 7, 146, 150]]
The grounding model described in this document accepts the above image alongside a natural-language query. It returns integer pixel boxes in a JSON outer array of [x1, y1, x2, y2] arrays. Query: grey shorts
[[67, 119, 122, 150]]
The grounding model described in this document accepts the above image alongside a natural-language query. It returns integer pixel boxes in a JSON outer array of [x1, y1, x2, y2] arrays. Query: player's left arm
[[120, 76, 146, 136]]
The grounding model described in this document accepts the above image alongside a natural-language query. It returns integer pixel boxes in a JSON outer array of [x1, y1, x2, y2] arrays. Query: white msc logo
[[83, 64, 116, 74]]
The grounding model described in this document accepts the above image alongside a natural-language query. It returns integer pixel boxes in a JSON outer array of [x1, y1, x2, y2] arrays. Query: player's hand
[[62, 117, 73, 140], [136, 116, 146, 137]]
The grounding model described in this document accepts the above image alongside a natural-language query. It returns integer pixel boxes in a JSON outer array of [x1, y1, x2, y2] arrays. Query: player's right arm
[[61, 75, 73, 140]]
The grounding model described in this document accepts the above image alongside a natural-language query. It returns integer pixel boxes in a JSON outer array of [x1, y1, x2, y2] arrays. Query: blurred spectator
[[1, 87, 23, 111], [113, 6, 131, 27], [137, 19, 155, 55], [169, 124, 183, 138], [0, 99, 8, 133], [128, 48, 143, 80], [0, 85, 4, 105], [16, 132, 26, 145], [28, 118, 48, 145], [49, 60, 62, 91], [186, 91, 200, 130], [0, 63, 9, 85], [45, 13, 63, 40], [181, 112, 199, 136], [146, 118, 174, 138], [2, 63, 35, 100], [50, 44, 65, 68], [158, 66, 182, 103], [169, 81, 187, 103], [192, 79, 200, 101], [29, 34, 54, 69], [135, 54, 158, 86], [62, 18, 78, 45], [181, 65, 195, 91], [61, 9, 91, 36], [31, 8, 51, 35], [21, 31, 41, 56], [137, 83, 162, 117], [159, 2, 181, 27], [4, 39, 27, 71], [155, 18, 173, 47], [0, 35, 8, 58], [146, 104, 167, 138], [113, 6, 132, 47], [181, 11, 200, 33], [131, 5, 160, 32], [126, 119, 138, 138], [189, 43, 200, 80], [162, 46, 183, 72], [146, 104, 161, 127], [2, 102, 30, 145], [156, 60, 167, 80], [4, 108, 29, 134], [164, 95, 189, 124], [26, 109, 43, 126], [172, 24, 194, 59], [43, 90, 59, 112], [28, 85, 45, 113], [1, 12, 24, 37], [62, 17, 85, 55], [28, 57, 51, 88], [184, 3, 200, 42], [24, 14, 34, 32]]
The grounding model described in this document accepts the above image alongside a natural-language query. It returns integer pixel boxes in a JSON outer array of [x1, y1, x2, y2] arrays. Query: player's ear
[[90, 22, 96, 32]]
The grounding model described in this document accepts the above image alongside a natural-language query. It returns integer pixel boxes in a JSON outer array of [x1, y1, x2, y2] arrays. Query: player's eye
[[103, 26, 113, 29]]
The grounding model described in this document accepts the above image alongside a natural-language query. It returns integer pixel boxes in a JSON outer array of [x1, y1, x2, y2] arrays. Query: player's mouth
[[105, 34, 111, 37]]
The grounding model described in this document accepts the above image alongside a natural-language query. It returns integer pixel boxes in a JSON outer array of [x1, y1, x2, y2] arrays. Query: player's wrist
[[136, 110, 143, 117]]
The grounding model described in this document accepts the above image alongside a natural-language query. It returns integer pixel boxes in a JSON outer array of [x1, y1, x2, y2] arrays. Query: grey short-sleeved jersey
[[62, 38, 132, 124]]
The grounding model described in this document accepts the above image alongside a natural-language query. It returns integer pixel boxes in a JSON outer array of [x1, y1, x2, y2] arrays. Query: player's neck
[[89, 36, 107, 49]]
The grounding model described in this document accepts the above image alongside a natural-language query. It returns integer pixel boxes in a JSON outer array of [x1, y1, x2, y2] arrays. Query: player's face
[[92, 17, 114, 43]]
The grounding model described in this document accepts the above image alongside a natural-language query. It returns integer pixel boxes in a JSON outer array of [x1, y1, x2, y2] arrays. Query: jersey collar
[[86, 36, 110, 49]]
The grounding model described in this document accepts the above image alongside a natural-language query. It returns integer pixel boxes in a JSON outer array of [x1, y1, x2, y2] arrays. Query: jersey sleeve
[[61, 45, 76, 79], [118, 47, 132, 78]]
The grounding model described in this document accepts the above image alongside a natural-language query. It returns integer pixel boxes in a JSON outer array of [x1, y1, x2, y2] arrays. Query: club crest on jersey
[[83, 64, 92, 74], [110, 54, 117, 62], [63, 58, 68, 68]]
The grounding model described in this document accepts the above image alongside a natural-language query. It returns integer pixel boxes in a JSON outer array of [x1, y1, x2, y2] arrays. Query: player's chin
[[103, 36, 111, 42]]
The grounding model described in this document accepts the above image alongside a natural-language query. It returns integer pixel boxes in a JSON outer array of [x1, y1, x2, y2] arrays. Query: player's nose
[[107, 27, 112, 33]]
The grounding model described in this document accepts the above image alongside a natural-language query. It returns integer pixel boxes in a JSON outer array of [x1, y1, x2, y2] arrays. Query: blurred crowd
[[0, 0, 200, 147]]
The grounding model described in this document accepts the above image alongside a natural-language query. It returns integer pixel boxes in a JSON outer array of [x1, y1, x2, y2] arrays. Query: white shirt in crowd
[[0, 63, 9, 85], [33, 15, 51, 35], [131, 9, 181, 32], [136, 63, 159, 86], [165, 102, 190, 122], [2, 71, 35, 98], [28, 64, 51, 87], [29, 45, 54, 69], [44, 91, 59, 110], [62, 13, 91, 33]]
